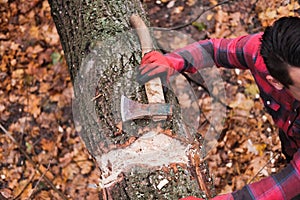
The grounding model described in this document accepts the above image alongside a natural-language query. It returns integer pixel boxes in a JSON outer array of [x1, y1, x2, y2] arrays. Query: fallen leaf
[[62, 163, 80, 181], [24, 94, 41, 118], [77, 160, 93, 175], [40, 138, 56, 152], [13, 180, 32, 199]]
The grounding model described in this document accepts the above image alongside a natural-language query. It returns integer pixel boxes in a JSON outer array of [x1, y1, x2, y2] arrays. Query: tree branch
[[154, 0, 231, 31]]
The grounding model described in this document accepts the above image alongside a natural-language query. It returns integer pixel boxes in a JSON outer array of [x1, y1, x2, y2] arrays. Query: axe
[[120, 14, 169, 122], [121, 95, 172, 122]]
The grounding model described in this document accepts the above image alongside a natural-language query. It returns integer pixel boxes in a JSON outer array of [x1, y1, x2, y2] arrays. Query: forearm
[[165, 41, 215, 73], [165, 33, 262, 73]]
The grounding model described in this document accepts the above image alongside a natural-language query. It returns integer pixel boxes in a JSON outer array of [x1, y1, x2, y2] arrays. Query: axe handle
[[130, 14, 167, 121], [129, 14, 154, 56]]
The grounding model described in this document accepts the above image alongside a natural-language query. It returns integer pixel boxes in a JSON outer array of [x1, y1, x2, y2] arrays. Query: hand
[[137, 51, 178, 84]]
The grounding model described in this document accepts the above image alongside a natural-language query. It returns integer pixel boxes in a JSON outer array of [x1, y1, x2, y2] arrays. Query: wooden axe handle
[[130, 14, 166, 120]]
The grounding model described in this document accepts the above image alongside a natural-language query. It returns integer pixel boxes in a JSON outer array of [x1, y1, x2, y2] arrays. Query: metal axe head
[[121, 95, 172, 122]]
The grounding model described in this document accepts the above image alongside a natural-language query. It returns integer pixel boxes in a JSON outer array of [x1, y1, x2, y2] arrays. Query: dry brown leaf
[[229, 93, 254, 111], [40, 138, 56, 152], [8, 91, 19, 102], [57, 85, 73, 108], [13, 180, 32, 199], [220, 184, 233, 194], [24, 94, 41, 118], [29, 26, 40, 39], [77, 160, 93, 175], [36, 112, 56, 129], [11, 69, 24, 79], [28, 44, 44, 54], [233, 175, 249, 190], [34, 190, 52, 200], [42, 25, 60, 46], [62, 163, 80, 181], [59, 152, 74, 167], [0, 188, 13, 199], [245, 156, 268, 180], [253, 143, 267, 156], [38, 164, 54, 180], [39, 82, 51, 93], [49, 93, 61, 102], [186, 0, 196, 6]]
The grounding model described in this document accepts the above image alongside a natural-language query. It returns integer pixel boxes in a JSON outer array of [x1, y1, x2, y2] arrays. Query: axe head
[[121, 95, 172, 122]]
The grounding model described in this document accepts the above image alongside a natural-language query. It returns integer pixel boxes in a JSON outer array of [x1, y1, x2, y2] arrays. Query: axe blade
[[121, 95, 172, 122]]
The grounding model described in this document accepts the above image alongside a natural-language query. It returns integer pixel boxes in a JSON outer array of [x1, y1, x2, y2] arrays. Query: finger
[[136, 66, 155, 84], [140, 64, 163, 75], [137, 70, 166, 85], [136, 72, 154, 84], [139, 62, 156, 72], [161, 73, 170, 89], [140, 64, 161, 76], [141, 51, 160, 61], [141, 51, 162, 64], [146, 65, 168, 77]]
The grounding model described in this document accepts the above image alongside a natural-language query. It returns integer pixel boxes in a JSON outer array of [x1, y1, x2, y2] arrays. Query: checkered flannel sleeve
[[172, 33, 300, 199]]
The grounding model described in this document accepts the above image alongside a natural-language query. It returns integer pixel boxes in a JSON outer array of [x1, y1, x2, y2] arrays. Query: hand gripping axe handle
[[120, 14, 170, 121]]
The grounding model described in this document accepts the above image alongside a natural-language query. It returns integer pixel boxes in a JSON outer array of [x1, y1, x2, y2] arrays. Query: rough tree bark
[[48, 0, 214, 199]]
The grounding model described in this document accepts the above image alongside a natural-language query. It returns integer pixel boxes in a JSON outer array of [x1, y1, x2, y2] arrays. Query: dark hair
[[260, 16, 300, 88]]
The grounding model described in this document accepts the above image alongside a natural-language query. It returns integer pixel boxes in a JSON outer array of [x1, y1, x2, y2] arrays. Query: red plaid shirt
[[167, 33, 300, 199]]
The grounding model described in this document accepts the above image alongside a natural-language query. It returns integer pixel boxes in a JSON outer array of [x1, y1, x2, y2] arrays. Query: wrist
[[165, 53, 185, 72], [166, 53, 196, 73]]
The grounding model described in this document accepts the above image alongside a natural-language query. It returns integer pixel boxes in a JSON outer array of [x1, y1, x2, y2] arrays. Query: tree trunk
[[48, 0, 214, 199]]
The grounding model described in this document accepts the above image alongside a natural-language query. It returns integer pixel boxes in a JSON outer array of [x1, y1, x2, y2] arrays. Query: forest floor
[[0, 0, 299, 199]]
